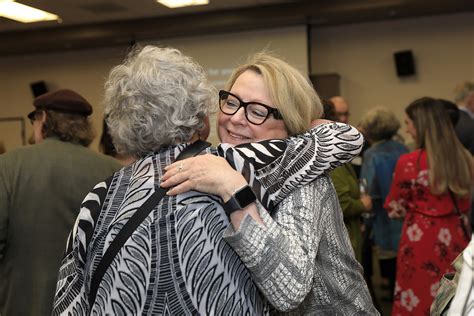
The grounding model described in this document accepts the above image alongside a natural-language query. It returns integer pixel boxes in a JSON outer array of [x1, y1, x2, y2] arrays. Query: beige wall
[[0, 26, 307, 151], [311, 12, 474, 139], [2, 12, 473, 152], [0, 47, 127, 151]]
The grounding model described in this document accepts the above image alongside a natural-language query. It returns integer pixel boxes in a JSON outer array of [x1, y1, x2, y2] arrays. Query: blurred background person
[[330, 95, 368, 177], [328, 96, 372, 263], [454, 81, 474, 119], [0, 89, 121, 316], [322, 98, 337, 121], [329, 152, 372, 263], [330, 96, 350, 123], [449, 83, 474, 154], [359, 107, 408, 300], [442, 98, 474, 153], [385, 97, 473, 315], [0, 141, 5, 154]]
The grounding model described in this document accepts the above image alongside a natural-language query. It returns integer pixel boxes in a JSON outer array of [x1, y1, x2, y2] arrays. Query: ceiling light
[[0, 0, 59, 23], [157, 0, 209, 9]]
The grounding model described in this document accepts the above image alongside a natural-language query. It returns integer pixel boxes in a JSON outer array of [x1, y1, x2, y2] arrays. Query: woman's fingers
[[161, 169, 189, 188], [167, 180, 193, 195], [162, 157, 195, 182], [161, 154, 247, 199]]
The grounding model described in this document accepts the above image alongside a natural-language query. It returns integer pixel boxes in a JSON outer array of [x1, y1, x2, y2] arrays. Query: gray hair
[[359, 107, 400, 142], [104, 45, 216, 157]]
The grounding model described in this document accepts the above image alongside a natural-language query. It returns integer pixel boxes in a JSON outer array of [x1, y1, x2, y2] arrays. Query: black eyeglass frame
[[27, 110, 44, 124], [219, 90, 283, 125]]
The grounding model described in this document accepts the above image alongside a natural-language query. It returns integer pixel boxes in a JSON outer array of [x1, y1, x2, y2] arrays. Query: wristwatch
[[223, 185, 257, 217]]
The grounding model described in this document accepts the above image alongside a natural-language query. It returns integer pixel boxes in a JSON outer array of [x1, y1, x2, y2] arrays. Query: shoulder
[[272, 177, 334, 226], [398, 149, 420, 164], [362, 145, 375, 159], [386, 139, 408, 151], [0, 143, 39, 165], [330, 164, 349, 178], [285, 175, 334, 203], [66, 141, 122, 169], [92, 153, 122, 170]]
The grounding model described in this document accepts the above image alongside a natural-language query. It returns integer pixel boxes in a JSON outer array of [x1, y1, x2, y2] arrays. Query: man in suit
[[0, 89, 121, 315]]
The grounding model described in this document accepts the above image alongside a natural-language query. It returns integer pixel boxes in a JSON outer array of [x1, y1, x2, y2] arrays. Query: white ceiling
[[1, 0, 472, 56], [0, 0, 295, 32]]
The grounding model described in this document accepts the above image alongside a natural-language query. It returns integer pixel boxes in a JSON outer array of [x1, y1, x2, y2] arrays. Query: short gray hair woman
[[359, 107, 400, 143], [359, 107, 408, 298], [52, 45, 365, 315], [104, 46, 215, 157]]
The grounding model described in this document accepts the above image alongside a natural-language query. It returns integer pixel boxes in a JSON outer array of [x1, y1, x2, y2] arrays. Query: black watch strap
[[223, 185, 257, 217]]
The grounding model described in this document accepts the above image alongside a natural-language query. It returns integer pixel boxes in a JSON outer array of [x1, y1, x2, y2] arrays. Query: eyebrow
[[229, 91, 271, 107]]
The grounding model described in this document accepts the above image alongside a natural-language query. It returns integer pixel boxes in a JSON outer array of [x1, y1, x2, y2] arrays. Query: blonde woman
[[163, 52, 378, 314], [385, 97, 473, 315]]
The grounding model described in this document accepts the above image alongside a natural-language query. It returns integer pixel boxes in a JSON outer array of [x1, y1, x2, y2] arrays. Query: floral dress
[[384, 149, 470, 315]]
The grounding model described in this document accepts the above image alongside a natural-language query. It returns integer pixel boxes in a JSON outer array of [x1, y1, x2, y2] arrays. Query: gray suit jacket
[[0, 138, 121, 316]]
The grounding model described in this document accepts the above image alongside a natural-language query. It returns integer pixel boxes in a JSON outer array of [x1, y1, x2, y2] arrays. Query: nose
[[229, 107, 247, 125]]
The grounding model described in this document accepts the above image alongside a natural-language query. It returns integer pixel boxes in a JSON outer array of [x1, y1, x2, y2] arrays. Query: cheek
[[255, 121, 288, 140], [33, 123, 43, 142], [216, 112, 227, 136]]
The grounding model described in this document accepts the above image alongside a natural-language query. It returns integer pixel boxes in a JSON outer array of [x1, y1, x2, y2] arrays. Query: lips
[[227, 130, 250, 140], [223, 128, 253, 145]]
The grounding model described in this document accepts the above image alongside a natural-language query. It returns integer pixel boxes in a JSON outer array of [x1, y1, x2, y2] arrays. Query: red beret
[[30, 89, 93, 118]]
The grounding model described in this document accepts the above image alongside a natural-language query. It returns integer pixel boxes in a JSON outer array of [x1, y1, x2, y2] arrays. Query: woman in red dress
[[385, 97, 473, 315]]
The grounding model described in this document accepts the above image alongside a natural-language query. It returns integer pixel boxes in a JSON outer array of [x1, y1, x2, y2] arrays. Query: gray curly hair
[[104, 45, 217, 157], [359, 107, 400, 142]]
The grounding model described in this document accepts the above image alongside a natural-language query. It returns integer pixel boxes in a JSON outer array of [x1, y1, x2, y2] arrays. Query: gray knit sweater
[[224, 175, 380, 315]]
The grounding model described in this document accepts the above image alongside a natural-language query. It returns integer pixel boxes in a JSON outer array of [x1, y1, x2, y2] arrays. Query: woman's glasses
[[219, 90, 283, 125]]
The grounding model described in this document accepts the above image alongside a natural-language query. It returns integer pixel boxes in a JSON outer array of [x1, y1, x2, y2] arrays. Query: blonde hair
[[359, 107, 400, 142], [225, 52, 322, 136], [406, 97, 474, 196]]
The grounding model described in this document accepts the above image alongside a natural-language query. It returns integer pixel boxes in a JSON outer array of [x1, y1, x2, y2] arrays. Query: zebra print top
[[52, 122, 363, 315]]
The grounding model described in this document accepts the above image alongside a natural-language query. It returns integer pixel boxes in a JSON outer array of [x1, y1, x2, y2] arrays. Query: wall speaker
[[30, 81, 48, 98], [394, 50, 415, 77]]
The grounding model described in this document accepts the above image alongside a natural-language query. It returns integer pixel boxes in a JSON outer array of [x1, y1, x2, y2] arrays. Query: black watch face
[[235, 186, 256, 208]]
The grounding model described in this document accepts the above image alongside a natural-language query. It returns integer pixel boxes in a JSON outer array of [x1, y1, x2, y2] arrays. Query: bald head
[[330, 96, 350, 123]]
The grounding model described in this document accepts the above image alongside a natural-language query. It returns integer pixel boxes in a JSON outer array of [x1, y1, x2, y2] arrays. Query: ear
[[198, 116, 210, 141], [39, 110, 47, 124], [38, 110, 48, 141]]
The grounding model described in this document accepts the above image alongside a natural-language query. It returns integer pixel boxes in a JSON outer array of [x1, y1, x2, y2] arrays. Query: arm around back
[[224, 181, 326, 311]]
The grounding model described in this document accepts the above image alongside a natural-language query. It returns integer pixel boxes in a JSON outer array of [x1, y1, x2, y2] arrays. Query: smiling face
[[405, 115, 417, 141], [217, 70, 288, 145]]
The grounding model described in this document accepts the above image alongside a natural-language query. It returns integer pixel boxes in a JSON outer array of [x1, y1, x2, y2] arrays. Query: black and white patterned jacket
[[52, 123, 366, 315]]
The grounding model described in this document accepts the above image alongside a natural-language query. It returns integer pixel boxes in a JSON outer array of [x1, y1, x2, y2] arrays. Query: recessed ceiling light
[[157, 0, 209, 9], [0, 0, 59, 23]]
